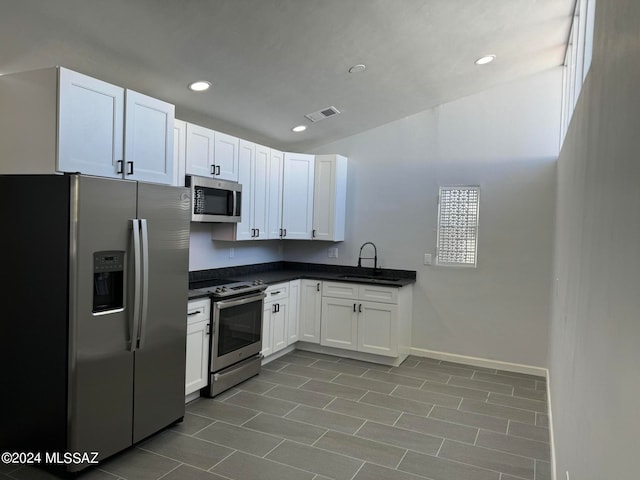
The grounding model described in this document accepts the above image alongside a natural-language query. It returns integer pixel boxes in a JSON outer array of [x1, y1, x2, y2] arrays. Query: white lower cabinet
[[320, 297, 358, 351], [288, 280, 300, 344], [262, 283, 290, 357], [185, 298, 211, 395], [358, 301, 398, 356], [299, 280, 322, 344], [320, 282, 410, 358]]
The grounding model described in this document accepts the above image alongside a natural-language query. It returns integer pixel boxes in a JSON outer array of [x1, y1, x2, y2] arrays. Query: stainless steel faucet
[[357, 242, 378, 272]]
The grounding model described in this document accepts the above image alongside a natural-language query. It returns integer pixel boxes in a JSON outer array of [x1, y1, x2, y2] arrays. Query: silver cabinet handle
[[317, 283, 320, 292], [211, 164, 215, 175], [353, 303, 357, 312], [117, 160, 124, 174], [359, 303, 362, 313], [126, 161, 134, 175]]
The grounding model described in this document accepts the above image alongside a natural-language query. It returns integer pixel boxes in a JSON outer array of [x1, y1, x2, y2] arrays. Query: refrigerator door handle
[[138, 218, 150, 348], [131, 219, 142, 352]]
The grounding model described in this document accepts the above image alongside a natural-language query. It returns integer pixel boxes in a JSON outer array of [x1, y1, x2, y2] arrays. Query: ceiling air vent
[[304, 106, 341, 123]]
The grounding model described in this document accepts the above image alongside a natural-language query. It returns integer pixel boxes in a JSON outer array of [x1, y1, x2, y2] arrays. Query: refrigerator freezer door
[[133, 183, 190, 442], [68, 176, 137, 467]]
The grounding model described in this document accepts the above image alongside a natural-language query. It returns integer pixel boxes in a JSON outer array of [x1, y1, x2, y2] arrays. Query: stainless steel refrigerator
[[0, 174, 191, 472]]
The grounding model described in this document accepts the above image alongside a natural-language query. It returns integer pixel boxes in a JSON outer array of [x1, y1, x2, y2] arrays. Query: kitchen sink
[[338, 274, 401, 283]]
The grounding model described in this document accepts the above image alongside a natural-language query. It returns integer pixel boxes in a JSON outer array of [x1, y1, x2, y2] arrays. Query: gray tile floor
[[3, 350, 550, 480]]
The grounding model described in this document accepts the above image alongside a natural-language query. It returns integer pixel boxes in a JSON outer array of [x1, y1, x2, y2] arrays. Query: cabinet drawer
[[265, 283, 289, 302], [187, 298, 210, 325], [358, 285, 398, 304], [323, 281, 359, 299]]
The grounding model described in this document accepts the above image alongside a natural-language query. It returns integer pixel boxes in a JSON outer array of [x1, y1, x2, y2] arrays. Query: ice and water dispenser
[[93, 251, 125, 314]]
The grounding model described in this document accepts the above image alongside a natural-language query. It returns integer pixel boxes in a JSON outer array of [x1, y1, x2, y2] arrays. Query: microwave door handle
[[138, 219, 150, 349], [130, 219, 142, 352], [232, 190, 238, 216]]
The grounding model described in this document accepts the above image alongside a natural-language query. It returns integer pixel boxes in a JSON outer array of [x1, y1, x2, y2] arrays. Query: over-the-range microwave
[[185, 175, 242, 223]]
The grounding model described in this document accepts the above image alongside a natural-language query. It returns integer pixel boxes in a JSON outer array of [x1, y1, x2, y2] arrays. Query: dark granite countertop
[[188, 261, 416, 299]]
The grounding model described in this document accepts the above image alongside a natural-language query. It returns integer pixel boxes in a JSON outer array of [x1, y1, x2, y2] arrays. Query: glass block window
[[436, 186, 480, 267]]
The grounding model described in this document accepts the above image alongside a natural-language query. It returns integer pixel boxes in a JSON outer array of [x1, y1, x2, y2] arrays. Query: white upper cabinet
[[211, 142, 275, 241], [0, 67, 175, 184], [214, 131, 240, 182], [267, 149, 284, 239], [173, 119, 187, 187], [281, 152, 315, 239], [252, 144, 270, 238], [234, 139, 255, 240], [185, 124, 239, 182], [124, 90, 175, 185], [185, 123, 215, 177], [313, 154, 347, 241], [58, 68, 124, 179]]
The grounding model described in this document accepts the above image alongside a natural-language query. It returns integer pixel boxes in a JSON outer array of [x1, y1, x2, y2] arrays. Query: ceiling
[[0, 0, 574, 151]]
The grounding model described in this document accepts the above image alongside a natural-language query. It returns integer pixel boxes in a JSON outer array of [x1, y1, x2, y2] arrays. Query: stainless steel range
[[200, 279, 267, 397]]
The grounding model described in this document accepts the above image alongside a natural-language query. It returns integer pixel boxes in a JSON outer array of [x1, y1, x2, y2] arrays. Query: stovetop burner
[[191, 279, 266, 298]]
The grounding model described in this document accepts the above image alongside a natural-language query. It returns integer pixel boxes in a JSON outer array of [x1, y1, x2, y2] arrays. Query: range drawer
[[187, 298, 210, 325], [265, 282, 289, 303]]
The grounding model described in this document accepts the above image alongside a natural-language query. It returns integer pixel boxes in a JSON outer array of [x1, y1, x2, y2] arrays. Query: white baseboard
[[262, 345, 296, 364], [184, 390, 200, 404], [409, 347, 548, 378], [296, 342, 408, 367]]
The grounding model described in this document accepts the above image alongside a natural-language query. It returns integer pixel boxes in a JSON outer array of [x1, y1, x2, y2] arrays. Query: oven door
[[211, 292, 265, 372]]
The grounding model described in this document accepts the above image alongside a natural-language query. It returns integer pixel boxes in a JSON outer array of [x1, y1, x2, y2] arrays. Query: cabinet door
[[124, 90, 175, 185], [185, 123, 215, 177], [235, 140, 255, 241], [313, 154, 347, 241], [262, 302, 273, 357], [281, 152, 315, 239], [357, 301, 398, 357], [299, 280, 322, 343], [58, 67, 124, 178], [185, 320, 209, 395], [253, 144, 270, 239], [287, 280, 300, 344], [267, 149, 283, 239], [173, 119, 187, 186], [320, 297, 358, 351], [214, 131, 239, 181], [272, 299, 288, 354]]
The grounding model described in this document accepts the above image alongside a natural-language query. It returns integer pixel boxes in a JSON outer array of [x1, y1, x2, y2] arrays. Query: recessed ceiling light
[[292, 125, 307, 133], [475, 55, 496, 65], [348, 64, 366, 74], [188, 81, 212, 92]]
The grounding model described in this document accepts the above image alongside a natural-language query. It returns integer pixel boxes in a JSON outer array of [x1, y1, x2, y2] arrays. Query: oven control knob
[[253, 279, 264, 285], [221, 286, 228, 292], [214, 287, 222, 293]]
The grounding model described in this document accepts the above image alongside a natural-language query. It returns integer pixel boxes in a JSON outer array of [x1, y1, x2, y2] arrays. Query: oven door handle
[[215, 292, 266, 310]]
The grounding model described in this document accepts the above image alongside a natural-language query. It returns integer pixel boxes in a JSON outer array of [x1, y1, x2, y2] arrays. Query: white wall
[[549, 0, 640, 478], [189, 223, 283, 271], [286, 69, 561, 367]]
